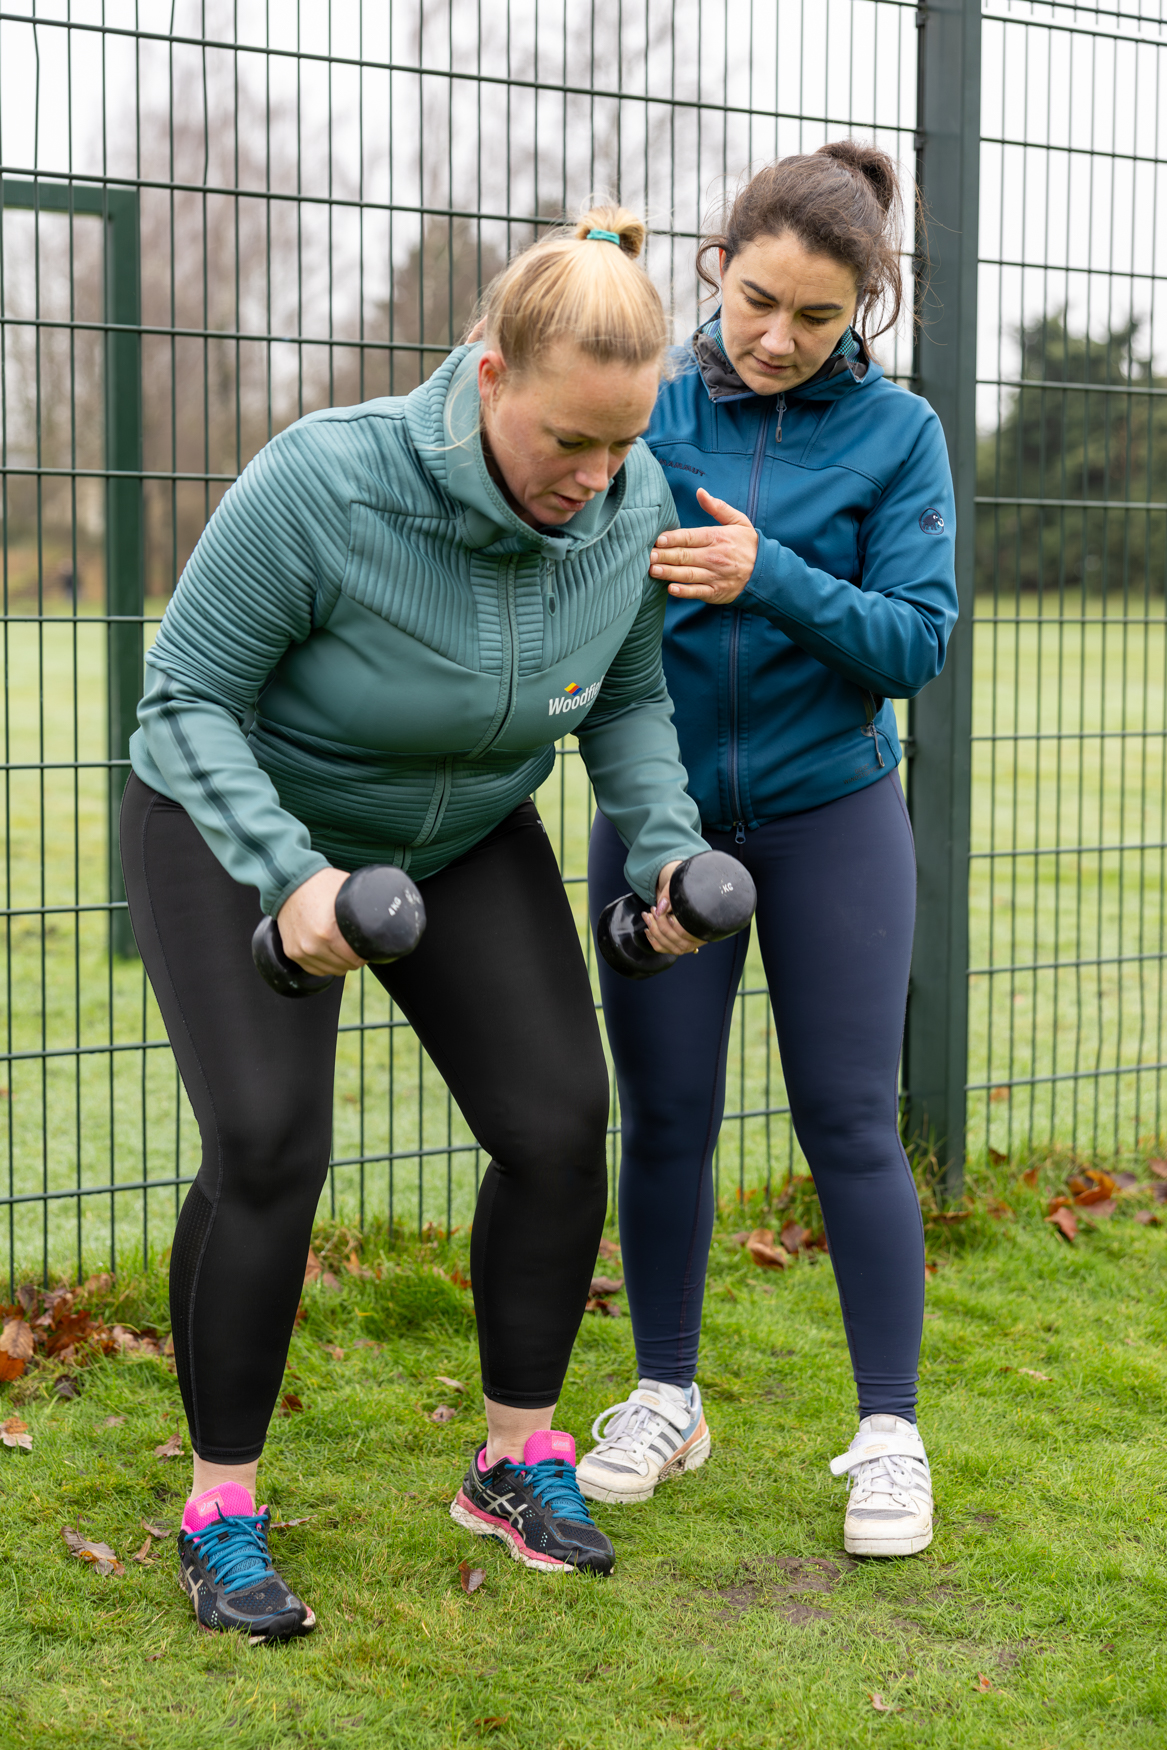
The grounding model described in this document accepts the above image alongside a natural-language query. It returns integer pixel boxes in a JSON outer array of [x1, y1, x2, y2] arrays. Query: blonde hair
[[477, 204, 669, 376]]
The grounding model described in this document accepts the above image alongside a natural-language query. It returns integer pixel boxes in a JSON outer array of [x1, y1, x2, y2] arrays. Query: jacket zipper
[[774, 393, 787, 443], [728, 411, 772, 842]]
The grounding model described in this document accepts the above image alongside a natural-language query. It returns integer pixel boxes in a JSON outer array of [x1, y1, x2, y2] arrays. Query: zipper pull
[[734, 821, 746, 845], [775, 394, 786, 444]]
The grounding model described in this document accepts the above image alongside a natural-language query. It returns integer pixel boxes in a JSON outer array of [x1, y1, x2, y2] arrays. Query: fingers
[[696, 486, 752, 525], [642, 908, 703, 956]]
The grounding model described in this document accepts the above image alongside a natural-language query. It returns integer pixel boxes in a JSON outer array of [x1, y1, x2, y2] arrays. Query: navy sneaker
[[450, 1430, 615, 1574], [178, 1482, 316, 1644]]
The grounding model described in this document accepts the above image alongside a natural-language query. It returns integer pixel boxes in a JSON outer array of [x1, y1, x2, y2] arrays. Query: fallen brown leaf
[[597, 1238, 621, 1260], [1148, 1159, 1167, 1180], [103, 1415, 126, 1428], [1113, 1171, 1140, 1190], [15, 1283, 38, 1314], [321, 1271, 341, 1291], [154, 1431, 183, 1460], [142, 1519, 173, 1538], [1019, 1368, 1051, 1380], [1155, 1183, 1167, 1204], [1082, 1198, 1116, 1219], [1072, 1182, 1114, 1207], [1, 1414, 31, 1450], [990, 1085, 1010, 1102], [745, 1228, 787, 1269], [449, 1266, 472, 1290], [459, 1558, 486, 1594], [131, 1536, 154, 1565], [0, 1317, 35, 1361], [588, 1277, 624, 1296], [280, 1393, 304, 1414], [474, 1720, 509, 1734], [346, 1250, 374, 1279], [269, 1516, 312, 1530], [731, 1231, 751, 1246], [869, 1693, 899, 1712], [1047, 1194, 1071, 1215], [924, 1261, 938, 1277], [1047, 1205, 1078, 1242], [1135, 1209, 1161, 1226], [929, 1210, 970, 1224], [435, 1375, 465, 1393], [989, 1146, 1007, 1166], [1021, 1166, 1039, 1188], [61, 1526, 123, 1575], [0, 1351, 25, 1382], [779, 1221, 808, 1253], [303, 1248, 322, 1284], [81, 1272, 113, 1297], [976, 1673, 993, 1693], [585, 1295, 623, 1316], [986, 1198, 1013, 1220], [53, 1376, 79, 1400], [430, 1404, 457, 1423]]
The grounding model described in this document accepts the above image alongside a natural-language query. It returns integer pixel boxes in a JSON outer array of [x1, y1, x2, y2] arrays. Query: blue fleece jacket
[[646, 326, 958, 832]]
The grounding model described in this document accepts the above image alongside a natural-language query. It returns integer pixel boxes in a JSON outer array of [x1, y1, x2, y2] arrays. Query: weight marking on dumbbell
[[721, 882, 734, 892]]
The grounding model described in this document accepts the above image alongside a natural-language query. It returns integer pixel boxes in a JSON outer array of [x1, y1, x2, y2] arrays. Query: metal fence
[[0, 0, 1160, 1283]]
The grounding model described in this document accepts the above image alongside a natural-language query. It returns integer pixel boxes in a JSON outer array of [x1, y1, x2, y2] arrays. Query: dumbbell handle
[[252, 864, 427, 999], [596, 850, 756, 981]]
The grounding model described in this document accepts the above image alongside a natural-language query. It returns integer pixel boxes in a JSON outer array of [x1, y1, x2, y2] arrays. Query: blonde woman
[[123, 208, 705, 1637]]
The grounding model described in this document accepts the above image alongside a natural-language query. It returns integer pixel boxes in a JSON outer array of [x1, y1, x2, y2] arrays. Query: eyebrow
[[549, 427, 644, 445], [740, 276, 845, 312]]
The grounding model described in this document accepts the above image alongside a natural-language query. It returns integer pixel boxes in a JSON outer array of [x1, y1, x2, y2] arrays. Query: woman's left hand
[[650, 487, 759, 605], [642, 859, 705, 957]]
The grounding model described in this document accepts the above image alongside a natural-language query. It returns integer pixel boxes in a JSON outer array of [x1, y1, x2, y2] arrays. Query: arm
[[134, 424, 347, 916], [651, 414, 958, 699], [574, 574, 708, 905]]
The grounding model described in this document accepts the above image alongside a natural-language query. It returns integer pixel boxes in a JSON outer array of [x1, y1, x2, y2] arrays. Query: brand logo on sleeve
[[548, 680, 602, 716], [919, 508, 945, 533]]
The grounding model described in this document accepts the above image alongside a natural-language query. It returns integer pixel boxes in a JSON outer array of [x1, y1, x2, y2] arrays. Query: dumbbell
[[596, 850, 757, 980], [252, 865, 427, 998]]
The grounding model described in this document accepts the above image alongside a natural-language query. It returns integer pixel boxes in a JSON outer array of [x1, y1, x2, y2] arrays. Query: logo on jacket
[[548, 680, 602, 716], [919, 508, 945, 533]]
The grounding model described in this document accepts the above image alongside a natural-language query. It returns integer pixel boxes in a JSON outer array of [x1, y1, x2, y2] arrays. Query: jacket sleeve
[[738, 408, 958, 698], [575, 572, 707, 903], [132, 424, 346, 915]]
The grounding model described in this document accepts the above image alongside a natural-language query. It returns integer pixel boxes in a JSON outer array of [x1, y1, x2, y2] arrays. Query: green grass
[[2, 1182, 1167, 1749]]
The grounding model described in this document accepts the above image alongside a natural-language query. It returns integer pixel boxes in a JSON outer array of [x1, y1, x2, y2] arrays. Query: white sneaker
[[576, 1379, 711, 1504], [829, 1414, 933, 1556]]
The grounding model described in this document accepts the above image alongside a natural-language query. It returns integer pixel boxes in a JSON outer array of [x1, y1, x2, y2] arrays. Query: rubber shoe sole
[[177, 1564, 317, 1645], [450, 1492, 593, 1573], [843, 1518, 933, 1558], [577, 1422, 712, 1505]]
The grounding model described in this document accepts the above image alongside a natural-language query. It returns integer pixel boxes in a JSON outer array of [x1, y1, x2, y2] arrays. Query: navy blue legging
[[588, 770, 924, 1423]]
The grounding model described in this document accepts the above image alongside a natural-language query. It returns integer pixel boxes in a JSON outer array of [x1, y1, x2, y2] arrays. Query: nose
[[574, 456, 610, 494], [759, 315, 796, 357]]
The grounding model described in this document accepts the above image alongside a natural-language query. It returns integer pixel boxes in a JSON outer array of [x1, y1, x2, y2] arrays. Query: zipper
[[774, 392, 787, 443], [862, 691, 886, 769], [727, 413, 772, 839], [467, 558, 521, 758]]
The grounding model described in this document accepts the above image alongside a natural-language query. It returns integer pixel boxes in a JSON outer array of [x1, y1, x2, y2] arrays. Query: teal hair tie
[[586, 228, 622, 245]]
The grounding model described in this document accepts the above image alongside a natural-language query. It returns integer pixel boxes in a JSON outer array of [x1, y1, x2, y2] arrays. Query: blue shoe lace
[[520, 1459, 595, 1525], [190, 1511, 277, 1595]]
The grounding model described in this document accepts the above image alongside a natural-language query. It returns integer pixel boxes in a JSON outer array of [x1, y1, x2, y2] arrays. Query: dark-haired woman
[[580, 143, 957, 1558]]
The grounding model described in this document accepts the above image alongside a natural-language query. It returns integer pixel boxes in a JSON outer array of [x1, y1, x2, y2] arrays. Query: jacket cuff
[[263, 852, 333, 920]]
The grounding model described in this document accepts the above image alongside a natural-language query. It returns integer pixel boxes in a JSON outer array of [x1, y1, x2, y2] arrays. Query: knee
[[203, 1100, 332, 1212], [488, 1062, 610, 1190]]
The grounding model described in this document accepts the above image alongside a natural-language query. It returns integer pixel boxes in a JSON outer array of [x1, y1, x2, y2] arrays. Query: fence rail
[[0, 0, 1163, 1286]]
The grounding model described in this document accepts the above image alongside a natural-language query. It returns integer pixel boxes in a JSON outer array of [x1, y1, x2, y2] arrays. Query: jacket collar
[[406, 344, 623, 560], [688, 312, 880, 406]]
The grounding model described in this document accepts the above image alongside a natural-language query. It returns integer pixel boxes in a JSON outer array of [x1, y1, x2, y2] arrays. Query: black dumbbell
[[596, 850, 757, 980], [252, 864, 427, 998]]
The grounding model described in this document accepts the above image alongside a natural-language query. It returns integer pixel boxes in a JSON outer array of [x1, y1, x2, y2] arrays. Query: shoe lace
[[520, 1458, 595, 1525], [590, 1394, 684, 1457], [191, 1510, 276, 1594], [847, 1451, 929, 1506]]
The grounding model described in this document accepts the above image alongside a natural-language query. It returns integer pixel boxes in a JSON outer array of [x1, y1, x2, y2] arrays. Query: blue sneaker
[[450, 1430, 615, 1574], [577, 1379, 711, 1503], [178, 1483, 315, 1643]]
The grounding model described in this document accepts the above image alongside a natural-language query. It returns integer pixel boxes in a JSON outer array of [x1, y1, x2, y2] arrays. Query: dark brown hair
[[697, 141, 912, 343]]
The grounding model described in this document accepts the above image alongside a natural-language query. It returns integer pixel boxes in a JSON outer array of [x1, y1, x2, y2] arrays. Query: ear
[[478, 349, 508, 409]]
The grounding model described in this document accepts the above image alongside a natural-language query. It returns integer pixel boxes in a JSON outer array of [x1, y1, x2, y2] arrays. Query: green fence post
[[903, 0, 981, 1198], [102, 189, 143, 960], [0, 181, 142, 959]]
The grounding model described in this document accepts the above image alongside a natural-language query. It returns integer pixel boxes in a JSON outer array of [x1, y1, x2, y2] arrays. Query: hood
[[404, 343, 624, 562], [685, 313, 882, 407]]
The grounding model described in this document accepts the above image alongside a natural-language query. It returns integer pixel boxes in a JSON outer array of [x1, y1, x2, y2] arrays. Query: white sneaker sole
[[844, 1522, 933, 1557], [577, 1424, 712, 1505], [449, 1496, 579, 1573]]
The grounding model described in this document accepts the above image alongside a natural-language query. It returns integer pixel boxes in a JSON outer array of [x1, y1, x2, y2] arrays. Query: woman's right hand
[[276, 869, 366, 977]]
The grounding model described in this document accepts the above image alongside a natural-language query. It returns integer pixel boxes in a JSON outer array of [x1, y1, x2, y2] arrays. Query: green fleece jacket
[[131, 344, 706, 914]]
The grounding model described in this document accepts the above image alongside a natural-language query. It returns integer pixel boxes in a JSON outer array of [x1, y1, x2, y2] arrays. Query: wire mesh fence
[[4, 0, 1161, 1286], [0, 1, 922, 1285], [972, 0, 1167, 1161]]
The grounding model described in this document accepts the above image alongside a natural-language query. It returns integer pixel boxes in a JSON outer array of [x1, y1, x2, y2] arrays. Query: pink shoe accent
[[182, 1481, 256, 1535], [523, 1430, 576, 1467], [477, 1447, 492, 1473], [453, 1489, 565, 1567]]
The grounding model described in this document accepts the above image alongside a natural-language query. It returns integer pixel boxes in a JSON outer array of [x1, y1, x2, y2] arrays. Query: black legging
[[121, 775, 609, 1463]]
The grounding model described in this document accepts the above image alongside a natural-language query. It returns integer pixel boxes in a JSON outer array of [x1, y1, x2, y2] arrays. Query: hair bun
[[815, 139, 897, 217], [574, 204, 647, 260]]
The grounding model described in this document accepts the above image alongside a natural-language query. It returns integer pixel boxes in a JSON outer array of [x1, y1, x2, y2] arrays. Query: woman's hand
[[276, 869, 366, 977], [642, 859, 705, 957], [650, 487, 759, 605]]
